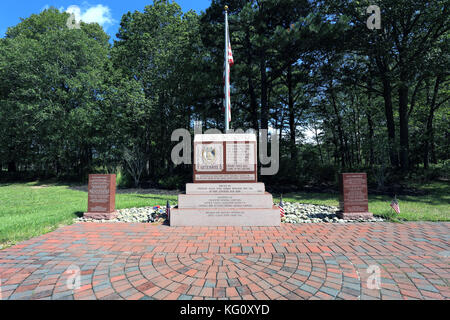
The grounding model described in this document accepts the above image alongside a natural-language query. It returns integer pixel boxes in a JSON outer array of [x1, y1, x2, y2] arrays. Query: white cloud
[[65, 4, 115, 29]]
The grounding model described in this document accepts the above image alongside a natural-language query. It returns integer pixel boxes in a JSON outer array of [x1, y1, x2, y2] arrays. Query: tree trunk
[[366, 110, 375, 166], [245, 30, 259, 133], [259, 49, 269, 181], [287, 65, 297, 163], [8, 161, 16, 173], [329, 86, 346, 168], [381, 77, 398, 167], [423, 111, 433, 169], [398, 72, 409, 170], [260, 50, 268, 132], [248, 77, 258, 131], [424, 76, 441, 168], [314, 121, 324, 165]]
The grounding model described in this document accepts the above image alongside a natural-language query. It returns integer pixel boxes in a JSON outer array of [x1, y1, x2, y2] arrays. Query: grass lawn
[[0, 181, 449, 249], [0, 181, 177, 249], [278, 181, 450, 222]]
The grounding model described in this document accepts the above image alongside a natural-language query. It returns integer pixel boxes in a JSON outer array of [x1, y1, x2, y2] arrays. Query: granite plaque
[[338, 173, 373, 219], [84, 174, 117, 220], [193, 134, 257, 183]]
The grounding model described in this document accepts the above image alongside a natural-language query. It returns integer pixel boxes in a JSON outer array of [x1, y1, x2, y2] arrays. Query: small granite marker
[[337, 173, 373, 220], [84, 174, 118, 220]]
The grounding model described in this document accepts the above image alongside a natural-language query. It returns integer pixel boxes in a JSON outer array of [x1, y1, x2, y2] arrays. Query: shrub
[[116, 169, 134, 188], [158, 175, 184, 190]]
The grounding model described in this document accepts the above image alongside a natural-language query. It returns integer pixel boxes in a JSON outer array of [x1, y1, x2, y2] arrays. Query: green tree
[[112, 0, 204, 181]]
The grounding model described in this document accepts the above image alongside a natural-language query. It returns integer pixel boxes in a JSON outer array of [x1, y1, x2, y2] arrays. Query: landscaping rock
[[75, 201, 384, 224], [76, 206, 169, 223], [280, 202, 384, 224]]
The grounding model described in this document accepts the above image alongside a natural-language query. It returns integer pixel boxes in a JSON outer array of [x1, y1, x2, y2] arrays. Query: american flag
[[390, 196, 400, 214], [223, 8, 233, 124], [228, 39, 234, 66], [279, 195, 285, 218], [166, 200, 171, 222]]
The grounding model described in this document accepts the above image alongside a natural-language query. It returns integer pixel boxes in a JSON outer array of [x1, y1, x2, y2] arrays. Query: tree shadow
[[67, 185, 180, 196], [73, 211, 84, 218], [0, 183, 12, 187]]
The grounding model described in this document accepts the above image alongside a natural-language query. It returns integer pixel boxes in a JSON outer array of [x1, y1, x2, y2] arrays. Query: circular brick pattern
[[5, 251, 448, 300], [0, 223, 449, 300]]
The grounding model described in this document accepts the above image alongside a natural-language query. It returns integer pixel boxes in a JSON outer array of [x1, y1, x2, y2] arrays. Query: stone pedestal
[[84, 174, 118, 220], [337, 173, 373, 220], [171, 134, 280, 227], [171, 206, 280, 227]]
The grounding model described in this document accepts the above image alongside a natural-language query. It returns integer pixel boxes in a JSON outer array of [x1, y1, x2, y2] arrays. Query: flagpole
[[224, 5, 230, 132]]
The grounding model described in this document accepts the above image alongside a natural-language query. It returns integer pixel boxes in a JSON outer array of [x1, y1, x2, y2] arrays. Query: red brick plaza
[[0, 222, 449, 300]]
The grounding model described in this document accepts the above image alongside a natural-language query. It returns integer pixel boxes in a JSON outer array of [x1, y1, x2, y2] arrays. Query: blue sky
[[0, 0, 212, 40]]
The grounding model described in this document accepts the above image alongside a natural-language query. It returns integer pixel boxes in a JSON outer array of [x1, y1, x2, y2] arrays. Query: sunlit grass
[[0, 181, 448, 249], [276, 181, 450, 222], [0, 182, 177, 248]]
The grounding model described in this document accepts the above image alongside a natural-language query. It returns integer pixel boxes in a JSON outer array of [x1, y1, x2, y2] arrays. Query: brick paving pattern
[[0, 222, 448, 300]]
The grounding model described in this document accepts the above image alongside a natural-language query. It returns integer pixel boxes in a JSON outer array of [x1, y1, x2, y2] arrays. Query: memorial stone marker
[[171, 133, 280, 226], [84, 174, 118, 220], [338, 173, 373, 220]]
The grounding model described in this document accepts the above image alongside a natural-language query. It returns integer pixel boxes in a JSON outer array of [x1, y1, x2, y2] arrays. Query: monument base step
[[178, 193, 274, 209], [84, 211, 118, 220], [185, 183, 265, 194], [337, 211, 373, 220], [170, 206, 281, 226]]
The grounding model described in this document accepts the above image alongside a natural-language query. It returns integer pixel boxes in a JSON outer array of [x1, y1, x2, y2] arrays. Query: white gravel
[[281, 202, 384, 224], [76, 206, 168, 223], [75, 202, 383, 224]]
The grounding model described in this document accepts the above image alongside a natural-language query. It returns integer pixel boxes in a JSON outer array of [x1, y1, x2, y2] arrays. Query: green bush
[[158, 175, 184, 190], [312, 164, 338, 184], [116, 169, 134, 188]]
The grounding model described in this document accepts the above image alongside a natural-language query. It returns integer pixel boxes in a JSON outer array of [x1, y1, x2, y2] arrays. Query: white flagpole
[[224, 6, 230, 132]]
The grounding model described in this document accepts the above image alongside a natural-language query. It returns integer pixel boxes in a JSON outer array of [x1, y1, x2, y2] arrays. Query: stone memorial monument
[[337, 173, 373, 220], [171, 8, 279, 226], [171, 133, 280, 226], [84, 174, 118, 220]]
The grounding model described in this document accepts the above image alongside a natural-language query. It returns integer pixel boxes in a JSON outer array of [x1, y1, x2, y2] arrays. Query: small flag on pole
[[278, 195, 285, 218], [390, 196, 400, 214], [166, 201, 171, 222]]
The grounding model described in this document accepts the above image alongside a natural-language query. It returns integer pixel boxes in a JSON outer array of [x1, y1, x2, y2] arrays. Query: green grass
[[276, 181, 450, 222], [0, 182, 176, 248], [0, 181, 448, 249]]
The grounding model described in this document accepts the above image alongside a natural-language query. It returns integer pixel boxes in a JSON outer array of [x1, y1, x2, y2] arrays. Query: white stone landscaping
[[280, 202, 384, 224], [76, 202, 384, 224]]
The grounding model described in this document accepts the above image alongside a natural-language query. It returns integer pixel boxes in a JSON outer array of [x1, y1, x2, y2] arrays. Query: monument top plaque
[[194, 133, 256, 142], [193, 133, 257, 183]]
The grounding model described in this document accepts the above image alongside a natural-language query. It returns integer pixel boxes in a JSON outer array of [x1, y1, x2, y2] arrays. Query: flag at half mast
[[224, 5, 234, 130]]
